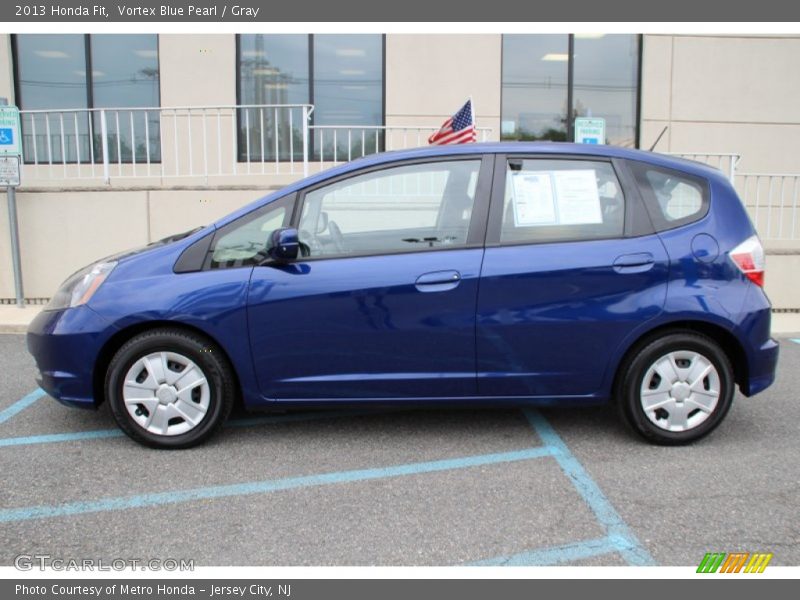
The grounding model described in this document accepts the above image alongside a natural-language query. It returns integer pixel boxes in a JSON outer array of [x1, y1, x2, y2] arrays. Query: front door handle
[[613, 252, 655, 273], [415, 270, 461, 292]]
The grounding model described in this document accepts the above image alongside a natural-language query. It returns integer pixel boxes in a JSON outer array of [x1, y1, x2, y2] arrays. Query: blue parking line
[[523, 409, 655, 566], [469, 535, 629, 566], [0, 446, 556, 523], [0, 389, 46, 425], [790, 338, 800, 344], [0, 429, 125, 447], [0, 406, 403, 448], [0, 390, 653, 567]]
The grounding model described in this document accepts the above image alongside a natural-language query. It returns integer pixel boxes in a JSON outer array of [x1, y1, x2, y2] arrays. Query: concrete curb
[[0, 325, 27, 334]]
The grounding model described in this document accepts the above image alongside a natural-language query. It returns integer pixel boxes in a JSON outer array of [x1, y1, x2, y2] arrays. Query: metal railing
[[19, 104, 314, 183], [18, 110, 800, 241], [311, 125, 491, 166], [735, 173, 800, 241], [667, 152, 740, 184], [18, 105, 493, 185], [666, 153, 800, 240]]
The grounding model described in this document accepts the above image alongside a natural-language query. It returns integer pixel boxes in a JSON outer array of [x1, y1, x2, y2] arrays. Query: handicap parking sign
[[0, 128, 14, 146], [574, 117, 606, 145], [0, 106, 22, 156]]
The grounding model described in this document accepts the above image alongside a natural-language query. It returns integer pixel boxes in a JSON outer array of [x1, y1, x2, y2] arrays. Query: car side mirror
[[266, 227, 300, 262]]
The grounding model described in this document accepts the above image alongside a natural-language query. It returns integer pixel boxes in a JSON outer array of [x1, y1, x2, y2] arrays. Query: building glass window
[[501, 35, 569, 142], [573, 34, 639, 148], [90, 34, 161, 163], [501, 34, 640, 147], [312, 34, 384, 161], [238, 34, 309, 162], [14, 34, 160, 164], [237, 34, 384, 162]]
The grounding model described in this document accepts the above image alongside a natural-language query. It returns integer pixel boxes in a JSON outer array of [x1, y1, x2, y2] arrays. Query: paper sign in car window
[[511, 172, 557, 226], [552, 170, 603, 225]]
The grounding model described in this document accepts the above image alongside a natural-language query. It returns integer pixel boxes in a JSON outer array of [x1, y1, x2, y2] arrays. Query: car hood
[[101, 226, 208, 264]]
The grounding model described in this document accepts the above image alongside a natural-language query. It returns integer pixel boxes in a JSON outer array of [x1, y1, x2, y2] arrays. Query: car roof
[[213, 141, 726, 228]]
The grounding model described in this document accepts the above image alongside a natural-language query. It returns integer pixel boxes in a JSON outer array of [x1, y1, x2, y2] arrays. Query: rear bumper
[[742, 337, 779, 396], [736, 286, 779, 397], [26, 306, 116, 408]]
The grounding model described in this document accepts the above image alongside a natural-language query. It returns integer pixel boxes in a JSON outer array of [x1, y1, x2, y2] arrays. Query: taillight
[[730, 235, 765, 287]]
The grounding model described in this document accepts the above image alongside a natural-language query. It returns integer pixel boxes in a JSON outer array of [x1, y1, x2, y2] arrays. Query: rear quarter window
[[628, 160, 710, 231]]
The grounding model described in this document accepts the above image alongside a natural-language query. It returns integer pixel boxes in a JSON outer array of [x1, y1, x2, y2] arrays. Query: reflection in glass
[[16, 34, 160, 164], [238, 34, 309, 161], [312, 35, 383, 161], [237, 34, 384, 162], [501, 34, 640, 147], [501, 35, 569, 142], [16, 34, 89, 163], [298, 160, 480, 258], [573, 35, 639, 147], [91, 34, 161, 163]]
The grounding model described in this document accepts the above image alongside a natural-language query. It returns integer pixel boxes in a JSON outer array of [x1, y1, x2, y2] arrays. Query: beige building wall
[[1, 35, 17, 299], [0, 187, 275, 299], [0, 35, 14, 104], [641, 34, 800, 173], [159, 34, 237, 107], [385, 34, 501, 141]]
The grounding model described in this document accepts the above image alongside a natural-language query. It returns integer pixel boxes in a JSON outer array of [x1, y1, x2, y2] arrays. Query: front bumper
[[26, 305, 116, 408]]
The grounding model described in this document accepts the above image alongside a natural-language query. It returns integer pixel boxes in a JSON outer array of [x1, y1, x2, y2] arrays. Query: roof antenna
[[648, 126, 668, 152]]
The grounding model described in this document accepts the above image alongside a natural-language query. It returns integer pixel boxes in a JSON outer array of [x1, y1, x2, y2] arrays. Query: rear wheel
[[106, 328, 235, 449], [618, 332, 734, 445]]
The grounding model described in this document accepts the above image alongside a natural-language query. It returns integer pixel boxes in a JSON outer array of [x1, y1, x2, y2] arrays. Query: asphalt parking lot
[[0, 332, 798, 567]]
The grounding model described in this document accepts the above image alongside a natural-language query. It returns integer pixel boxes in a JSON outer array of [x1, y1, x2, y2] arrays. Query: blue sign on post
[[0, 106, 22, 156]]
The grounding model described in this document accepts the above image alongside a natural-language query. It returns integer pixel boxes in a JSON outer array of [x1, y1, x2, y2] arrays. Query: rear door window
[[499, 158, 625, 244]]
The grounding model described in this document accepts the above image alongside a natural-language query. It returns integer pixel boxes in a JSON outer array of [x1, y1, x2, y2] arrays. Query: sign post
[[574, 117, 606, 145], [0, 100, 24, 307]]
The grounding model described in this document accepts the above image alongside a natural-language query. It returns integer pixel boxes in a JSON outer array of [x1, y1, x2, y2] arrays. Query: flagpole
[[469, 95, 476, 140]]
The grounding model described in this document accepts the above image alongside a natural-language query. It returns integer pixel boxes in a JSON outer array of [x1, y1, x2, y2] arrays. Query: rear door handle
[[415, 270, 461, 292], [613, 253, 655, 273]]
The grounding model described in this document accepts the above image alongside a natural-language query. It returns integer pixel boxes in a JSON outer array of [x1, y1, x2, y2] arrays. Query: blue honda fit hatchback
[[27, 143, 778, 448]]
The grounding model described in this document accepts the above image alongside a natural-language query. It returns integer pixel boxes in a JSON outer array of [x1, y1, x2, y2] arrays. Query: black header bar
[[3, 0, 800, 22]]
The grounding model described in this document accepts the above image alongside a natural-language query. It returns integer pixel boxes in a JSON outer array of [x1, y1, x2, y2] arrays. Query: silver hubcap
[[122, 351, 211, 436], [639, 350, 721, 432]]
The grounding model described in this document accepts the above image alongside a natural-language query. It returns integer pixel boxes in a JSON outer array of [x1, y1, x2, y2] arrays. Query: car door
[[476, 154, 669, 398], [248, 155, 493, 400]]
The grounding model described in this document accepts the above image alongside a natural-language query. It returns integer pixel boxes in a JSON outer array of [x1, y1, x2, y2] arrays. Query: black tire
[[106, 328, 235, 449], [617, 332, 735, 445]]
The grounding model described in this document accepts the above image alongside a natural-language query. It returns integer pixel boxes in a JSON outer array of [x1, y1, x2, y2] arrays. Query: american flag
[[428, 99, 477, 145]]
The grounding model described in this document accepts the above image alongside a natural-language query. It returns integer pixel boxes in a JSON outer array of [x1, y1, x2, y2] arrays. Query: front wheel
[[618, 332, 735, 445], [106, 328, 235, 449]]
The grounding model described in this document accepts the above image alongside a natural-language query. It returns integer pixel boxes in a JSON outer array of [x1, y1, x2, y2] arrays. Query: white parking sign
[[0, 155, 20, 186], [574, 117, 606, 145], [0, 105, 22, 156]]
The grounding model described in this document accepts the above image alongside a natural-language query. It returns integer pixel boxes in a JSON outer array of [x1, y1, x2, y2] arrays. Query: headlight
[[46, 261, 117, 311]]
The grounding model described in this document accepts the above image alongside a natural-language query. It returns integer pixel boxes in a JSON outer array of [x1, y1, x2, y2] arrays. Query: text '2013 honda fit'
[[27, 143, 779, 448]]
